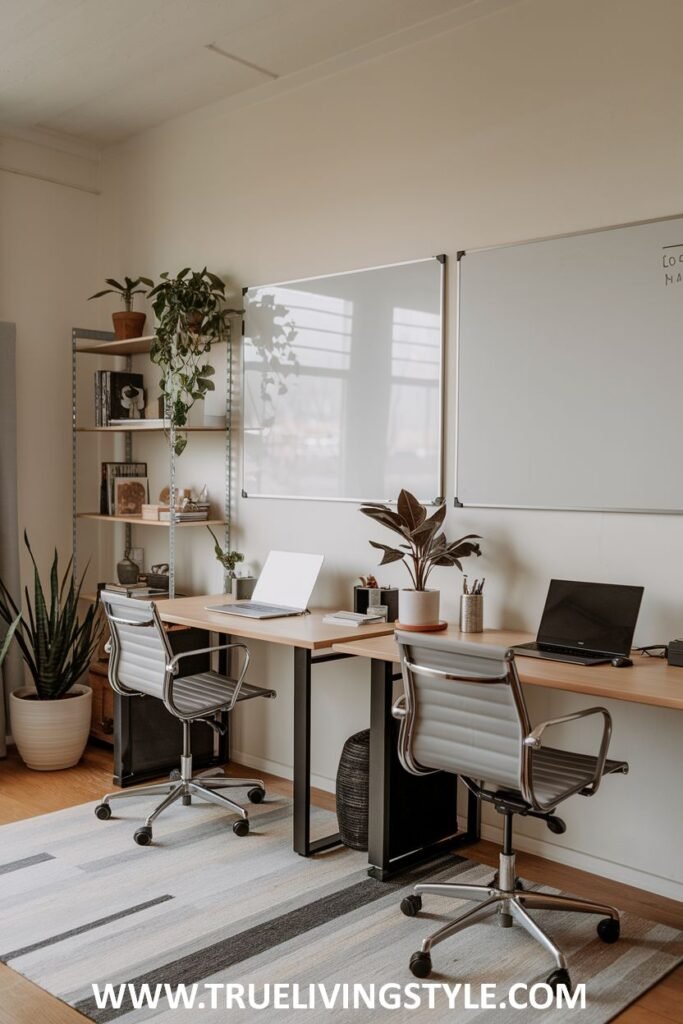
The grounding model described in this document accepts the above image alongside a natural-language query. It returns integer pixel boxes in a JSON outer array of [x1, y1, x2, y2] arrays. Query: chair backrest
[[100, 593, 172, 700], [396, 633, 531, 792]]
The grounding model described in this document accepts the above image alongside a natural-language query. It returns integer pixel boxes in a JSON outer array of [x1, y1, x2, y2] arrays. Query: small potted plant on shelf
[[89, 276, 154, 340], [360, 489, 481, 628], [148, 268, 242, 455], [206, 527, 253, 597], [0, 533, 104, 771]]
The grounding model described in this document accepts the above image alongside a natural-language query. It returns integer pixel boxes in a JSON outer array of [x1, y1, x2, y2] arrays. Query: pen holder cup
[[460, 594, 484, 633]]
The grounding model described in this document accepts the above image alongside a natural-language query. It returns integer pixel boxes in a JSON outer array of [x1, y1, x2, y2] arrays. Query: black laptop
[[512, 579, 644, 666]]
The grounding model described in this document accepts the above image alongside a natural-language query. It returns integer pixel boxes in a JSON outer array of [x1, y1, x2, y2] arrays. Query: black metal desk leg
[[292, 646, 343, 857], [368, 659, 394, 873], [293, 647, 311, 856]]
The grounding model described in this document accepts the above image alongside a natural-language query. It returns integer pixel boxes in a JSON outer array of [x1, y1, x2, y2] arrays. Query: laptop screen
[[251, 551, 324, 610], [537, 579, 644, 656]]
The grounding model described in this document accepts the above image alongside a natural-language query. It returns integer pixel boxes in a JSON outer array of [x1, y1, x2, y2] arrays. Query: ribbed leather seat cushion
[[530, 746, 628, 805], [171, 671, 275, 715]]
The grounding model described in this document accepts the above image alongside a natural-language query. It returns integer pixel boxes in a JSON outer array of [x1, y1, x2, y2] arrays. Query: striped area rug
[[0, 793, 680, 1023]]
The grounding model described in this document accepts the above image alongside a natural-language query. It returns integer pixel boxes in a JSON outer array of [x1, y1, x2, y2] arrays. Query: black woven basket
[[335, 729, 370, 851]]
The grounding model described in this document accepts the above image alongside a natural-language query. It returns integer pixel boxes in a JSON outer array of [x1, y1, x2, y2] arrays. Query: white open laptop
[[206, 550, 324, 619]]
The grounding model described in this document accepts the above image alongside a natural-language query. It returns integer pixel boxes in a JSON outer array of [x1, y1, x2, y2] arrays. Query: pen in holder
[[460, 593, 484, 633]]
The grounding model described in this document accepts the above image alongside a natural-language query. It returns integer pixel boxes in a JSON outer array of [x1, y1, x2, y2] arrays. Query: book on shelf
[[95, 371, 145, 426], [100, 462, 147, 515], [108, 418, 167, 429], [158, 510, 209, 522], [322, 611, 387, 627]]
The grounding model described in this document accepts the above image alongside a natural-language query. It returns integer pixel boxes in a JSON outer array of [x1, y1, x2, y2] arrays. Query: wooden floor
[[0, 745, 680, 1024]]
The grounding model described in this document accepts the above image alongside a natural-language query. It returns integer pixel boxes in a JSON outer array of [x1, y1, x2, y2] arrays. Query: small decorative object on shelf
[[360, 488, 482, 629], [89, 275, 153, 340], [0, 532, 104, 771], [116, 550, 140, 585], [148, 268, 242, 455], [113, 477, 148, 516]]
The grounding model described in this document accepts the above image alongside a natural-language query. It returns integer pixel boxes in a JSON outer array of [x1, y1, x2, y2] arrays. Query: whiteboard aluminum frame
[[454, 211, 683, 515], [241, 255, 447, 506]]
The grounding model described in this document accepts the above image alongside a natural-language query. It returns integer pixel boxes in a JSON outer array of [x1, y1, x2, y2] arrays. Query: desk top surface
[[331, 627, 683, 711], [156, 594, 395, 650]]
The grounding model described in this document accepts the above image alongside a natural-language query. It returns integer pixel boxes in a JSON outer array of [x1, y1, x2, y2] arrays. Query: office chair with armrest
[[94, 593, 276, 845], [394, 633, 628, 991]]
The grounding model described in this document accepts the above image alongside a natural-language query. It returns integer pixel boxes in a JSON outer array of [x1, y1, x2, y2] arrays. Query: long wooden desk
[[156, 596, 475, 876], [331, 627, 683, 711]]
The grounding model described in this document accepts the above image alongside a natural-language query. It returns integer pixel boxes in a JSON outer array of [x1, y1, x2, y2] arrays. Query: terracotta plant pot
[[10, 684, 92, 771], [112, 311, 146, 340], [398, 589, 440, 627]]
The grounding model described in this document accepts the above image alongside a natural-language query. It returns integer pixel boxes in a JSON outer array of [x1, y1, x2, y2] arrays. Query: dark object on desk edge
[[354, 585, 399, 622], [667, 639, 683, 667], [611, 656, 633, 668]]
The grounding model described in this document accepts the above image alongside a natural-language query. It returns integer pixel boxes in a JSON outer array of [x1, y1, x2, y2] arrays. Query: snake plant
[[0, 533, 103, 700]]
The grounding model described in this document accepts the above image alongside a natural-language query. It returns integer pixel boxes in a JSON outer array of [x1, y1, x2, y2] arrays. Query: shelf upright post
[[124, 352, 133, 559], [72, 329, 78, 578], [168, 413, 176, 600], [72, 327, 116, 584]]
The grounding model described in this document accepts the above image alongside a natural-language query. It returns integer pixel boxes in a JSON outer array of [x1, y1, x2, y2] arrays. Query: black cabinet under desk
[[112, 626, 227, 787]]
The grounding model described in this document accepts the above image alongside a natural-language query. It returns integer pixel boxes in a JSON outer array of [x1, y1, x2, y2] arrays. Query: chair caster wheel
[[169, 769, 181, 782], [546, 968, 572, 993], [94, 803, 111, 820], [182, 794, 191, 806], [233, 819, 249, 837], [547, 815, 566, 835], [409, 951, 432, 978], [248, 787, 265, 804], [400, 895, 422, 917], [134, 827, 153, 846], [597, 917, 620, 943]]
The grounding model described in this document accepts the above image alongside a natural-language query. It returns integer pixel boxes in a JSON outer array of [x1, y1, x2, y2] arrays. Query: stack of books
[[159, 506, 209, 522], [103, 582, 168, 598]]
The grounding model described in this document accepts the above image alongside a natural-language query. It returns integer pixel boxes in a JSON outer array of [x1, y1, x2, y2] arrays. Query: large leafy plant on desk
[[360, 490, 481, 590], [0, 532, 103, 699], [148, 268, 242, 455]]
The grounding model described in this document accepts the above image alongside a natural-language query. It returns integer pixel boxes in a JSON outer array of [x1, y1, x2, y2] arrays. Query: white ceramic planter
[[10, 684, 92, 771], [398, 589, 440, 627]]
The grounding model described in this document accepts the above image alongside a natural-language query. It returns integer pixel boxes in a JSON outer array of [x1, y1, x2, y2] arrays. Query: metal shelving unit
[[72, 326, 235, 598]]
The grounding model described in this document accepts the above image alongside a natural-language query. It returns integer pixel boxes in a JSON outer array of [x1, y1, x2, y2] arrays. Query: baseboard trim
[[478, 818, 682, 903], [233, 749, 680, 902]]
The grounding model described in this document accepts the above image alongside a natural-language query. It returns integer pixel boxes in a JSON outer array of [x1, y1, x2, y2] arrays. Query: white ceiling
[[0, 0, 508, 147]]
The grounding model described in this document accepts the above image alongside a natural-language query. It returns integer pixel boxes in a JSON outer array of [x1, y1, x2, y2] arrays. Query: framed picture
[[113, 477, 148, 516]]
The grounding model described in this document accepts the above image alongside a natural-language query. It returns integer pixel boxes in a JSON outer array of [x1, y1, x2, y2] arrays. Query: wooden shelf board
[[77, 514, 226, 528], [75, 335, 154, 356], [76, 425, 225, 433]]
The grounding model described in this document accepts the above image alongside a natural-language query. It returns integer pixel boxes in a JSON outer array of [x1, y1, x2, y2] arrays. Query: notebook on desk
[[206, 551, 324, 619], [511, 579, 644, 666]]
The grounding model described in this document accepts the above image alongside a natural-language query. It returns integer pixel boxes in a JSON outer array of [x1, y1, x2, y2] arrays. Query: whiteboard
[[242, 257, 445, 502], [456, 215, 683, 513]]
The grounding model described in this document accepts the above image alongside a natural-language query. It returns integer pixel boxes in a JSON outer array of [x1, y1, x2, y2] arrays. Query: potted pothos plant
[[360, 489, 481, 627], [89, 276, 153, 340], [0, 533, 103, 771], [148, 268, 242, 455]]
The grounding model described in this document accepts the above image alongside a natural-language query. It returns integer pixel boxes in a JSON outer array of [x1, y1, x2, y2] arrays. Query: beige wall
[[0, 140, 102, 578], [92, 0, 683, 898]]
